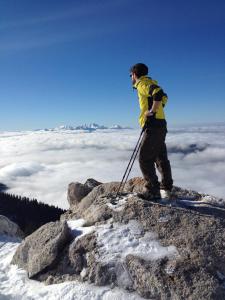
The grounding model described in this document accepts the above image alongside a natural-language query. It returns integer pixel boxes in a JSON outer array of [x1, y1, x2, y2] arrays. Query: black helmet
[[130, 63, 148, 78]]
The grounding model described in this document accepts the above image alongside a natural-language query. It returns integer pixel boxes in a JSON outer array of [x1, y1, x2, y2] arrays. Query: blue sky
[[0, 0, 224, 130]]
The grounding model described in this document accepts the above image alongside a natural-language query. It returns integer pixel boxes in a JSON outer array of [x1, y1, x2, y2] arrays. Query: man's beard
[[132, 78, 136, 85]]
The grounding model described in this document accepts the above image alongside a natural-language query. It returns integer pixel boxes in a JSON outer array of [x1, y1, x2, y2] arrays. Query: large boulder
[[76, 179, 143, 212], [67, 178, 102, 208], [0, 215, 24, 238], [11, 221, 71, 278], [62, 181, 123, 223], [62, 177, 208, 226], [67, 182, 90, 207], [35, 232, 98, 285], [61, 194, 225, 299], [11, 177, 225, 299], [61, 180, 225, 299], [67, 177, 145, 211]]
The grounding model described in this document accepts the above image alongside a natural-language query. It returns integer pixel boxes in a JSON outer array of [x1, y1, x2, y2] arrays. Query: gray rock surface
[[62, 181, 122, 223], [63, 179, 225, 299], [84, 178, 102, 190], [34, 232, 98, 285], [0, 215, 24, 238], [112, 196, 225, 299], [66, 177, 144, 214], [125, 254, 220, 300], [11, 221, 71, 278], [67, 178, 101, 208], [67, 182, 90, 207], [11, 177, 225, 299]]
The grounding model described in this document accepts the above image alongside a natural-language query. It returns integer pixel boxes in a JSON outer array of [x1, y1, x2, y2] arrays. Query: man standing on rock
[[130, 63, 173, 200]]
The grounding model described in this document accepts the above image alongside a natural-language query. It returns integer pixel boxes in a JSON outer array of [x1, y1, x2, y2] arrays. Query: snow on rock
[[106, 194, 131, 211], [67, 218, 95, 239], [96, 220, 178, 263], [2, 177, 225, 299], [0, 235, 144, 300], [200, 194, 225, 206], [94, 220, 178, 291]]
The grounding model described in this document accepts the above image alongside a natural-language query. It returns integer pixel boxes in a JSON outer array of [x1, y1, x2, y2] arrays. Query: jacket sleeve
[[138, 88, 149, 128], [150, 84, 168, 104]]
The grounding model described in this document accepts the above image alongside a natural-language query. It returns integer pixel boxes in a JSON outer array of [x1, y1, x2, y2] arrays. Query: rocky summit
[[11, 178, 225, 299]]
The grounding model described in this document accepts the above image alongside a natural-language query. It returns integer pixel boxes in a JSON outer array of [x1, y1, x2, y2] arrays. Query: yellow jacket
[[134, 76, 168, 128]]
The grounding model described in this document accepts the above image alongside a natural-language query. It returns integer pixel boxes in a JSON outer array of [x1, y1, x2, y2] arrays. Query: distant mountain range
[[40, 123, 132, 131]]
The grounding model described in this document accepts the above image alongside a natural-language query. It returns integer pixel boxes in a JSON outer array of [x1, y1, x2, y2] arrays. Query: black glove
[[144, 112, 156, 129]]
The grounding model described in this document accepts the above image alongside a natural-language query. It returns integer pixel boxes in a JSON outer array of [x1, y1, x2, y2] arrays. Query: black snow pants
[[139, 126, 173, 193]]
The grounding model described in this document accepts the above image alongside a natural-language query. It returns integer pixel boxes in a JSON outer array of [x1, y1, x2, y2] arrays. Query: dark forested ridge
[[0, 191, 66, 236], [0, 183, 8, 192]]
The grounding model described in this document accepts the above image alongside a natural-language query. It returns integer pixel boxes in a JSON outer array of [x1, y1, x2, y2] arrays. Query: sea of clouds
[[0, 123, 224, 209]]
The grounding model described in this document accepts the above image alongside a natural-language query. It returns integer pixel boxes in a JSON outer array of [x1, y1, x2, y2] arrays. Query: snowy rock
[[77, 179, 139, 211], [112, 196, 225, 299], [75, 123, 108, 130], [63, 178, 145, 224], [88, 263, 117, 286], [11, 221, 71, 278], [67, 182, 119, 215], [64, 178, 225, 298], [66, 177, 145, 213], [0, 215, 24, 238], [109, 125, 132, 129], [55, 125, 76, 130], [65, 182, 123, 224], [10, 177, 225, 299], [110, 124, 123, 129]]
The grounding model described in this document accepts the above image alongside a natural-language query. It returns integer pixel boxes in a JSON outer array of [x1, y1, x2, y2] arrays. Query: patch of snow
[[107, 195, 130, 211], [200, 195, 225, 206], [160, 190, 170, 199], [0, 234, 145, 300], [80, 268, 87, 278], [67, 219, 95, 239], [95, 220, 178, 290], [96, 220, 178, 263]]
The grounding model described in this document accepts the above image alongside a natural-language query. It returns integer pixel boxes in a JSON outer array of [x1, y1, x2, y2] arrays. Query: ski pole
[[115, 127, 146, 197], [121, 133, 144, 192]]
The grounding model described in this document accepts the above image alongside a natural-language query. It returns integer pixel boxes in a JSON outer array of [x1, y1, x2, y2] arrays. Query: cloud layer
[[0, 124, 224, 209]]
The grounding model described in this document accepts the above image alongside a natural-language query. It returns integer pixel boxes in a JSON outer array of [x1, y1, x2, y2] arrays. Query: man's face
[[130, 72, 137, 85]]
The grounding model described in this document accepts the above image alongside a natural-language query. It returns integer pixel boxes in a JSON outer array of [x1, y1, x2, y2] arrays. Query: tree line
[[0, 191, 66, 236]]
